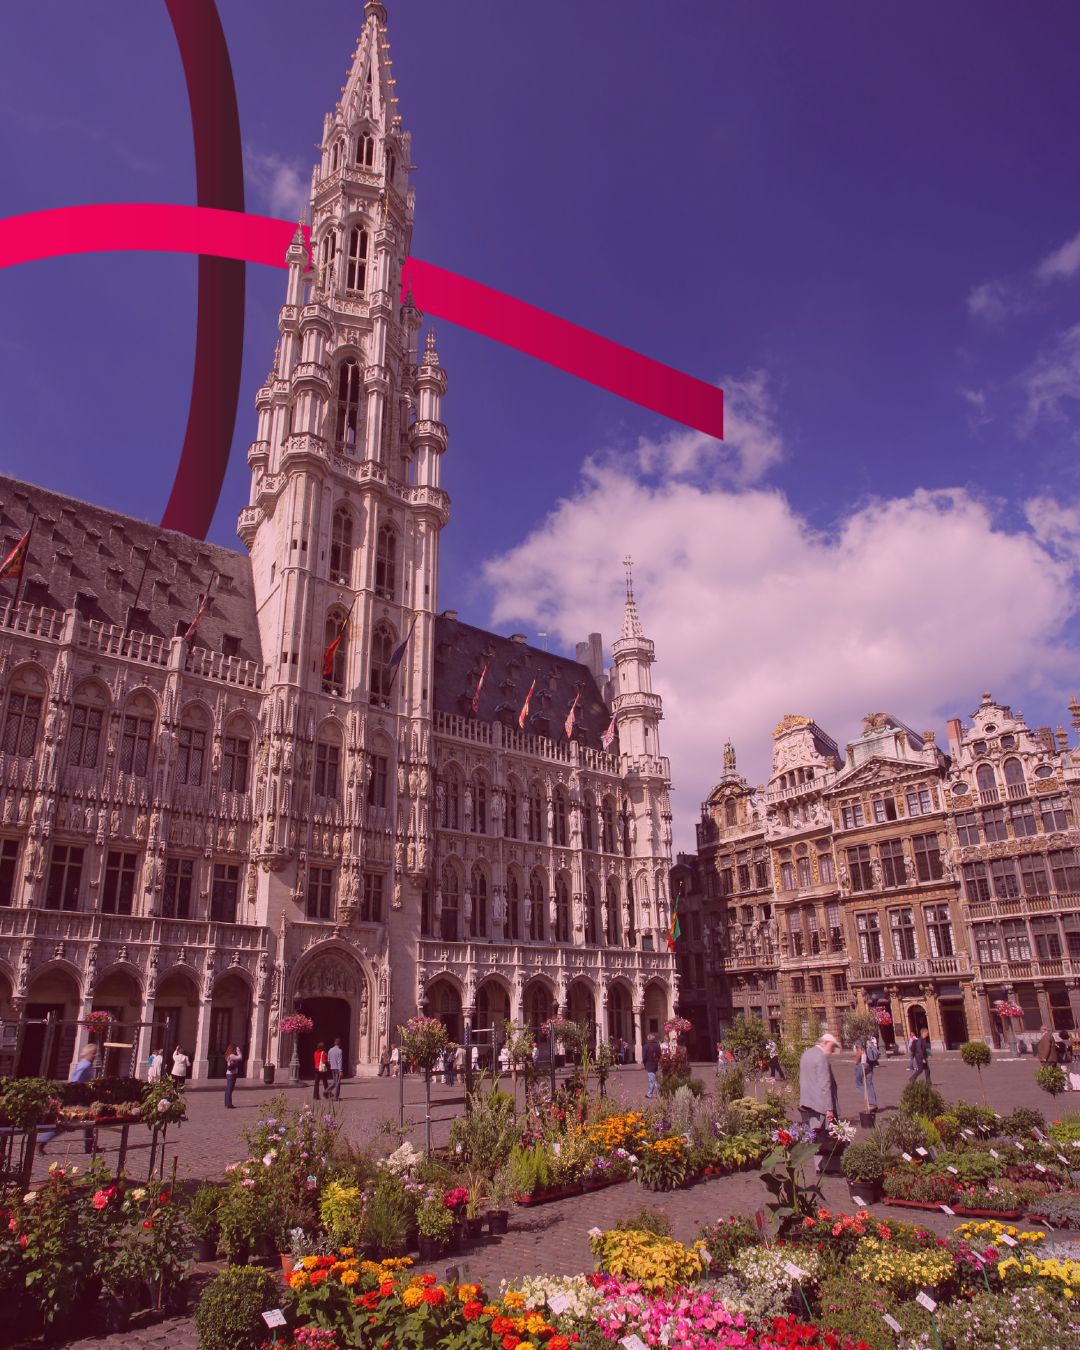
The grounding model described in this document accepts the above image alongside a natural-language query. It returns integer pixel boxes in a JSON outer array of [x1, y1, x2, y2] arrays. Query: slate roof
[[432, 613, 616, 753], [0, 475, 262, 664]]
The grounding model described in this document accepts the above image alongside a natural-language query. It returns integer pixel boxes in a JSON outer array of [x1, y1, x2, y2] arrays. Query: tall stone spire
[[621, 555, 644, 639]]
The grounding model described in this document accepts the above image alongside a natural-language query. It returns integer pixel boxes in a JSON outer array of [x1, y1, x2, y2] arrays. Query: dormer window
[[346, 228, 368, 293], [357, 134, 374, 167], [330, 142, 340, 172]]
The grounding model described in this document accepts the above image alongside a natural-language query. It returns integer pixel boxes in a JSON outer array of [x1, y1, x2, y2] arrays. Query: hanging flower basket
[[870, 1006, 893, 1026], [992, 1001, 1025, 1020], [664, 1017, 693, 1037], [276, 1014, 314, 1036], [81, 1011, 114, 1035]]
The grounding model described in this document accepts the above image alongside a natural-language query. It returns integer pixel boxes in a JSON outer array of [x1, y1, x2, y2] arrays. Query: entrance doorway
[[17, 1004, 67, 1078], [906, 1004, 928, 1036], [939, 1003, 969, 1049], [426, 980, 462, 1044], [296, 997, 351, 1078]]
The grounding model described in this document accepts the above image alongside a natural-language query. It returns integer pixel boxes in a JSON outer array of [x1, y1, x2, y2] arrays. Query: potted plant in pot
[[486, 1155, 523, 1234], [462, 1171, 488, 1238], [96, 1219, 156, 1333], [189, 1182, 223, 1262], [416, 1191, 454, 1260], [841, 1141, 885, 1204]]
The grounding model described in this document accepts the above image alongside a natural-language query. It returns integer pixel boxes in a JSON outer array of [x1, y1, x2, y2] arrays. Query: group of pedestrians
[[1038, 1025, 1077, 1088], [311, 1039, 344, 1100]]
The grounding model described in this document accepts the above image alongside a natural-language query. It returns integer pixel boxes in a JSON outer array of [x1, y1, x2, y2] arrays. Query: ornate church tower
[[239, 0, 448, 1069], [611, 571, 674, 960]]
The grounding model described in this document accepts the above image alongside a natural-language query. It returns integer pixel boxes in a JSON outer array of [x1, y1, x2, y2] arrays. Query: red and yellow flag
[[602, 711, 617, 751], [471, 664, 487, 715], [0, 528, 30, 583], [667, 887, 682, 953], [322, 610, 350, 677], [563, 691, 580, 740], [518, 678, 536, 730]]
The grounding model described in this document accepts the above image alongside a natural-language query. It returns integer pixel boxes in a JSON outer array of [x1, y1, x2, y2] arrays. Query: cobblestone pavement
[[15, 1050, 1064, 1346]]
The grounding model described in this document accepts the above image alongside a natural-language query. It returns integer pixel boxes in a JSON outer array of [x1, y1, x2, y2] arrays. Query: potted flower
[[96, 1222, 156, 1333], [417, 1193, 454, 1260], [462, 1171, 488, 1238], [189, 1181, 223, 1262], [841, 1142, 885, 1203]]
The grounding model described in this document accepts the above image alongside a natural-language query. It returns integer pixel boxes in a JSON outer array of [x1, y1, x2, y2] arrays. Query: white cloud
[[1020, 322, 1080, 432], [482, 402, 1080, 851], [244, 147, 309, 221], [1038, 228, 1080, 283], [967, 278, 1023, 325]]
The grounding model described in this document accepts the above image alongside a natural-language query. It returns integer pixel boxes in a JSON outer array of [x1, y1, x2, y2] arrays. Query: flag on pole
[[0, 527, 31, 583], [602, 710, 617, 751], [667, 885, 682, 952], [518, 678, 536, 729], [563, 691, 580, 740], [322, 599, 355, 677], [471, 664, 487, 715], [184, 569, 218, 645], [387, 611, 419, 673]]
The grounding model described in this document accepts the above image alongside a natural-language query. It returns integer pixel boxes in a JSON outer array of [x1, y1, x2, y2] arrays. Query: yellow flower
[[340, 1246, 354, 1257], [340, 1270, 359, 1286], [302, 1255, 320, 1271], [483, 1305, 499, 1316], [402, 1287, 424, 1308], [504, 1292, 526, 1310], [526, 1315, 546, 1334], [289, 1271, 309, 1288]]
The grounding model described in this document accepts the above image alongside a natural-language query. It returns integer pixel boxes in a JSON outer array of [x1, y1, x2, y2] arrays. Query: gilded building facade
[[0, 2, 674, 1081], [673, 696, 1080, 1055]]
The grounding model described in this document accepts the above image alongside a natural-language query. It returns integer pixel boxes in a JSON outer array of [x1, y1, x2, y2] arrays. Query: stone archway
[[292, 949, 372, 1073], [21, 965, 82, 1078]]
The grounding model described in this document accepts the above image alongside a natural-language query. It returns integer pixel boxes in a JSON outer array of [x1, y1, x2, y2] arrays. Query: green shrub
[[189, 1182, 224, 1241], [841, 1141, 884, 1183], [192, 1266, 280, 1350], [715, 1063, 746, 1104], [696, 1213, 762, 1269], [1000, 1105, 1046, 1136], [614, 1205, 673, 1237], [898, 1079, 945, 1120], [816, 1268, 932, 1350], [1049, 1121, 1080, 1145], [362, 1174, 410, 1254], [960, 1040, 992, 1068], [1035, 1064, 1067, 1100]]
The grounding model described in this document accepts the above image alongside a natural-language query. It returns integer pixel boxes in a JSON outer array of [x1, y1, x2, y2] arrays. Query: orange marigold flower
[[310, 1270, 329, 1286], [483, 1306, 500, 1317], [503, 1337, 522, 1350], [422, 1287, 446, 1306], [288, 1271, 309, 1289], [463, 1301, 484, 1320], [550, 1338, 570, 1350], [493, 1317, 516, 1335], [421, 1273, 437, 1287], [361, 1291, 381, 1310], [380, 1282, 395, 1297]]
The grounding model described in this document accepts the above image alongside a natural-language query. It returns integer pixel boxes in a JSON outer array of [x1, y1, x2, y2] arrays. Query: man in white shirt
[[327, 1038, 344, 1100]]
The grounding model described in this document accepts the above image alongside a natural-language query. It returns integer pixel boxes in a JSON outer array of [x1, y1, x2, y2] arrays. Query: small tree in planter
[[1035, 1063, 1067, 1105], [960, 1040, 992, 1105], [841, 1141, 885, 1203], [397, 1015, 449, 1153], [723, 1016, 769, 1097]]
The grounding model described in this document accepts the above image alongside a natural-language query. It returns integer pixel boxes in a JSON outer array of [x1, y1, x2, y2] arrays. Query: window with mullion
[[982, 806, 1009, 842], [162, 857, 194, 918], [175, 727, 205, 786], [1041, 796, 1072, 832], [924, 903, 954, 957], [847, 845, 874, 891], [45, 846, 83, 911], [879, 839, 905, 888], [1030, 915, 1063, 960], [1019, 854, 1050, 897], [0, 839, 19, 905], [789, 908, 804, 956], [890, 907, 918, 960], [120, 716, 153, 777], [1010, 801, 1038, 837], [1000, 918, 1031, 961], [963, 861, 991, 903], [2, 694, 41, 758], [211, 863, 239, 923], [102, 851, 138, 915], [68, 705, 103, 768], [221, 737, 250, 794], [362, 872, 383, 923], [306, 867, 334, 921], [954, 811, 980, 846], [990, 857, 1020, 900], [315, 743, 341, 800], [912, 833, 943, 882], [367, 755, 388, 809], [1049, 848, 1080, 893]]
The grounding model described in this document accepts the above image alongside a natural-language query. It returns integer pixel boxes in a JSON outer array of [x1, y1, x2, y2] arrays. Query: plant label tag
[[306, 1175, 317, 1189], [962, 1128, 975, 1136], [621, 1336, 649, 1350], [1000, 1234, 1017, 1247], [940, 1204, 956, 1216], [1016, 1143, 1025, 1152], [548, 1293, 572, 1314], [1059, 1155, 1070, 1165], [916, 1147, 928, 1157], [262, 1310, 287, 1329], [915, 1291, 938, 1313], [1035, 1163, 1047, 1173], [852, 1196, 866, 1207], [1033, 1128, 1045, 1141], [902, 1152, 913, 1162], [783, 1261, 808, 1280], [990, 1149, 999, 1159], [947, 1166, 959, 1174], [701, 1249, 712, 1264], [883, 1315, 903, 1334], [928, 1146, 939, 1161]]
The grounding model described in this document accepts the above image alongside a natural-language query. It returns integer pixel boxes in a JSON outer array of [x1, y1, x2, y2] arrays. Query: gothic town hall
[[0, 2, 676, 1081]]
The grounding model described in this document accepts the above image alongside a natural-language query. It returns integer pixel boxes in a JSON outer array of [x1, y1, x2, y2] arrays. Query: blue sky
[[4, 3, 1080, 840]]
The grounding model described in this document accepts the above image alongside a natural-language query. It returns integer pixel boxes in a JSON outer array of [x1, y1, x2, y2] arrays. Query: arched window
[[553, 788, 567, 846], [585, 879, 598, 944], [369, 625, 395, 709], [330, 142, 340, 172], [346, 226, 368, 293], [470, 866, 488, 938], [319, 231, 336, 276], [529, 871, 546, 941], [976, 763, 998, 801], [583, 795, 595, 852], [375, 524, 396, 599], [329, 509, 353, 584], [440, 864, 459, 942], [725, 798, 737, 827], [175, 709, 208, 786], [505, 872, 520, 941], [606, 877, 621, 945], [528, 984, 549, 1036], [387, 151, 396, 182], [2, 669, 45, 759], [335, 360, 362, 450], [119, 692, 155, 777], [472, 773, 487, 834], [1003, 758, 1026, 795], [555, 875, 570, 943], [527, 785, 544, 843], [323, 613, 348, 696], [315, 735, 341, 800], [68, 680, 107, 769], [442, 771, 460, 831], [357, 133, 374, 167], [601, 797, 616, 853]]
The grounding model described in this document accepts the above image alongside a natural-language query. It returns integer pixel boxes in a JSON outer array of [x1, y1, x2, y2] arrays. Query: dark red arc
[[160, 0, 245, 540]]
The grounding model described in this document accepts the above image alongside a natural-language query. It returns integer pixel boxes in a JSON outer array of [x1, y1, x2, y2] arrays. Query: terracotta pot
[[280, 1254, 296, 1275]]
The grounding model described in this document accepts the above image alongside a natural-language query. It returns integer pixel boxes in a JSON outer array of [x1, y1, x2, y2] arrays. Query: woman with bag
[[854, 1036, 878, 1115], [224, 1043, 242, 1109], [313, 1041, 328, 1100]]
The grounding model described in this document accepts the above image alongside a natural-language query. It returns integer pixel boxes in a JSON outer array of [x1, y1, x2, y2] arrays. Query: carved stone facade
[[0, 2, 673, 1079], [673, 695, 1080, 1055]]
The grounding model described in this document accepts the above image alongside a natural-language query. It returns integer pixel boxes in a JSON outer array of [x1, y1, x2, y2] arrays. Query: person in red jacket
[[313, 1042, 328, 1100]]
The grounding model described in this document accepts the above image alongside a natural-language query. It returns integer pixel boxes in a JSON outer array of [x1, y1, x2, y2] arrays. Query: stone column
[[192, 997, 214, 1081]]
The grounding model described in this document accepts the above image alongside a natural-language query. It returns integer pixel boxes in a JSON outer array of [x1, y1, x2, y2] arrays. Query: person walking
[[378, 1044, 391, 1078], [171, 1044, 190, 1087], [224, 1043, 242, 1108], [313, 1042, 328, 1100], [498, 1043, 511, 1075], [148, 1047, 164, 1082], [910, 1027, 933, 1084], [642, 1032, 662, 1098], [38, 1044, 98, 1154], [907, 1032, 917, 1071], [391, 1044, 401, 1078], [1055, 1031, 1073, 1087], [854, 1036, 878, 1116], [618, 1036, 628, 1066], [766, 1038, 785, 1080], [1037, 1025, 1059, 1065], [328, 1037, 344, 1100], [798, 1032, 841, 1174]]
